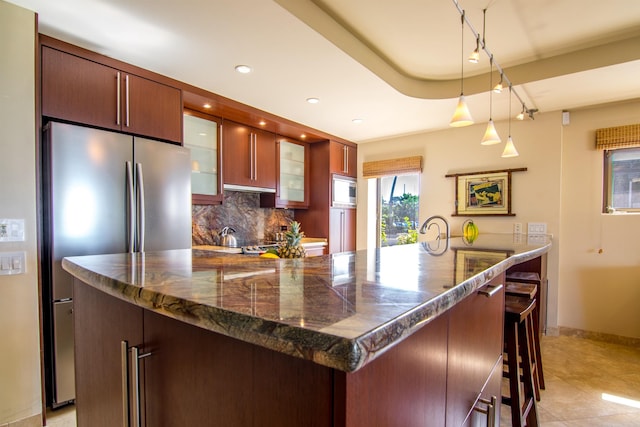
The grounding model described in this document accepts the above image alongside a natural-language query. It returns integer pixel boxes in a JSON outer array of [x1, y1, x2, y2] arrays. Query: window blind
[[362, 156, 422, 178], [595, 124, 640, 150]]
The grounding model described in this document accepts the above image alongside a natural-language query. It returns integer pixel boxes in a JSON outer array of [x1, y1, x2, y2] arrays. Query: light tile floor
[[46, 335, 640, 426], [501, 335, 640, 426]]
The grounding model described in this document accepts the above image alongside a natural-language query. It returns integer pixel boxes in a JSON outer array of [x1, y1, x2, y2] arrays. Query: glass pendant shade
[[480, 119, 501, 145], [501, 136, 519, 157], [450, 95, 474, 127]]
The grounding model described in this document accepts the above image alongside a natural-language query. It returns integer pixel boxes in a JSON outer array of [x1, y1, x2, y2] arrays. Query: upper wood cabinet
[[330, 140, 357, 177], [222, 120, 276, 191], [184, 111, 222, 205], [261, 138, 309, 209], [41, 46, 182, 143]]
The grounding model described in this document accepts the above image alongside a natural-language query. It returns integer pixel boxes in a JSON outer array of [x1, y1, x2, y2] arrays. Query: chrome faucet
[[419, 215, 450, 241]]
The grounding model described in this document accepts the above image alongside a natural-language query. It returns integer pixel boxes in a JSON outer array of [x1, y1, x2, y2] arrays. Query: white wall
[[357, 100, 640, 340], [559, 100, 640, 339], [0, 1, 42, 425]]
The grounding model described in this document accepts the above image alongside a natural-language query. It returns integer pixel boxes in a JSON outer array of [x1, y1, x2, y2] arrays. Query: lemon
[[259, 252, 280, 259]]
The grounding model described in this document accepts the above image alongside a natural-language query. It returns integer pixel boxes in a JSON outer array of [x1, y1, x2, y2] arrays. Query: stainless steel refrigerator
[[42, 121, 191, 407]]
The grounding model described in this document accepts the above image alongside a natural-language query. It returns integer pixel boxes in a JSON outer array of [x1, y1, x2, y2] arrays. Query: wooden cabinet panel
[[143, 310, 253, 426], [41, 46, 182, 143], [329, 208, 356, 253], [330, 140, 357, 177], [340, 312, 448, 427], [262, 138, 309, 208], [73, 280, 143, 427], [125, 74, 182, 143], [446, 274, 504, 427], [42, 46, 120, 131], [223, 121, 276, 190]]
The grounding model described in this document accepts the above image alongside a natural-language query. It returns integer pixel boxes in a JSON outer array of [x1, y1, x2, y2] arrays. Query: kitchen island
[[63, 234, 550, 427]]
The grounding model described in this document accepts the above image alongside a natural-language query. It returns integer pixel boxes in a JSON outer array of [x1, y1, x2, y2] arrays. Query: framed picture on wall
[[445, 168, 527, 216]]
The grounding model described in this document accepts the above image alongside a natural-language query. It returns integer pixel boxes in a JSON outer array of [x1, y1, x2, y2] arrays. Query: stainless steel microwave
[[332, 176, 357, 208]]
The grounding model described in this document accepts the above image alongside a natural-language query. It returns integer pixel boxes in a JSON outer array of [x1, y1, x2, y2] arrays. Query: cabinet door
[[73, 280, 143, 427], [42, 47, 120, 131], [184, 112, 222, 204], [446, 274, 504, 427], [462, 359, 502, 427], [222, 121, 276, 190], [263, 138, 309, 208], [125, 74, 182, 143], [329, 208, 356, 253], [222, 121, 253, 186], [254, 127, 277, 189], [330, 141, 357, 177]]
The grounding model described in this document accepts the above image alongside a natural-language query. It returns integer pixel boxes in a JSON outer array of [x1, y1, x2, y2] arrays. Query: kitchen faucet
[[419, 215, 450, 240]]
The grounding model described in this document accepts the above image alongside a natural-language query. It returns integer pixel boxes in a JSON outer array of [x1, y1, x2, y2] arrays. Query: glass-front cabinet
[[183, 111, 222, 204], [261, 138, 309, 209]]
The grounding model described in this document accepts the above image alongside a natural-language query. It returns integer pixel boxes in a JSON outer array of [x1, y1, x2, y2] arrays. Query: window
[[604, 147, 640, 213], [378, 174, 420, 246]]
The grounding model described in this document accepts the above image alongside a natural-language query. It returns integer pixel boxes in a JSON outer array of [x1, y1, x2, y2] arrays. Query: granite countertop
[[62, 233, 550, 373]]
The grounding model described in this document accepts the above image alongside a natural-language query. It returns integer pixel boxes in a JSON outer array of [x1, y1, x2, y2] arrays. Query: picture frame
[[445, 168, 527, 216], [453, 249, 510, 284]]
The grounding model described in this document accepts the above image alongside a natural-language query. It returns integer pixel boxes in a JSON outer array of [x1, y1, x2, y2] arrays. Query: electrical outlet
[[527, 222, 547, 235], [513, 223, 522, 234]]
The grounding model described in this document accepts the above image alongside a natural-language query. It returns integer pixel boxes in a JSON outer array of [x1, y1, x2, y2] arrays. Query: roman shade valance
[[595, 124, 640, 150], [362, 155, 423, 178]]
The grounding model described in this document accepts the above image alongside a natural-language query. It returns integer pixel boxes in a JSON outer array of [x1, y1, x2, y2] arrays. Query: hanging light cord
[[451, 0, 536, 119], [459, 11, 465, 96]]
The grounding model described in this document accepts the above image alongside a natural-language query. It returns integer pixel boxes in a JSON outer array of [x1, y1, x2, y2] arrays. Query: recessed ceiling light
[[258, 120, 266, 126], [306, 98, 319, 104], [235, 65, 252, 74], [300, 134, 306, 139], [203, 103, 211, 109], [352, 118, 363, 124]]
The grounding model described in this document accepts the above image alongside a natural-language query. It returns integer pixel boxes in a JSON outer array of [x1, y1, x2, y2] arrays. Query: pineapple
[[277, 221, 306, 258]]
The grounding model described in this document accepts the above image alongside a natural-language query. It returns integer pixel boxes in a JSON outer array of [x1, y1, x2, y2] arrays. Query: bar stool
[[503, 296, 539, 427], [505, 280, 545, 396]]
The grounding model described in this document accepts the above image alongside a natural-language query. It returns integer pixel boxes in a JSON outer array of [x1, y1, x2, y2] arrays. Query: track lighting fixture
[[450, 11, 474, 127], [516, 105, 525, 121], [450, 0, 536, 154], [493, 73, 503, 93], [481, 55, 501, 145], [468, 36, 480, 63], [502, 85, 519, 158]]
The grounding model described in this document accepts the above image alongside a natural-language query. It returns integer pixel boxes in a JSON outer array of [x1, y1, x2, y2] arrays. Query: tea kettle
[[219, 226, 238, 247]]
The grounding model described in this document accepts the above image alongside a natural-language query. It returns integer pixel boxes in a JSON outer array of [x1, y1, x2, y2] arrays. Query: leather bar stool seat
[[503, 296, 539, 427]]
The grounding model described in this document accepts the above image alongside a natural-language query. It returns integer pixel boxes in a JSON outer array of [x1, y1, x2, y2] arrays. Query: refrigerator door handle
[[135, 162, 145, 252], [126, 162, 135, 253]]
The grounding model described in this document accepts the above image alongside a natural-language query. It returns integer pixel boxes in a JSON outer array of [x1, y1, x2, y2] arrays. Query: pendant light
[[481, 55, 501, 145], [502, 85, 519, 158], [450, 11, 474, 127]]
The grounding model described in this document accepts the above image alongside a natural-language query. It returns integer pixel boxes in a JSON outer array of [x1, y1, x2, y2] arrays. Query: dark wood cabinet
[[73, 279, 143, 427], [261, 137, 309, 208], [329, 208, 356, 253], [184, 111, 223, 205], [330, 140, 357, 178], [447, 274, 504, 427], [295, 141, 357, 254], [41, 46, 182, 143], [337, 312, 449, 427], [222, 120, 276, 191]]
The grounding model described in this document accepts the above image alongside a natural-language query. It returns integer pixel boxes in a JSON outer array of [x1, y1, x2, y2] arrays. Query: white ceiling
[[8, 0, 640, 143]]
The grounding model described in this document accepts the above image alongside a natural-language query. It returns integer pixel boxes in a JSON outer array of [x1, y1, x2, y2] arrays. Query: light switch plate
[[0, 251, 26, 275], [513, 223, 522, 234], [527, 222, 547, 235], [0, 219, 25, 242]]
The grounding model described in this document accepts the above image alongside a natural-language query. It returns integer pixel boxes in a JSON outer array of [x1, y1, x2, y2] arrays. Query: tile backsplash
[[192, 191, 293, 246]]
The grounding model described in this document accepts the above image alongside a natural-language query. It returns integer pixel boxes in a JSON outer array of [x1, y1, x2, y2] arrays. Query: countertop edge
[[62, 240, 551, 373]]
